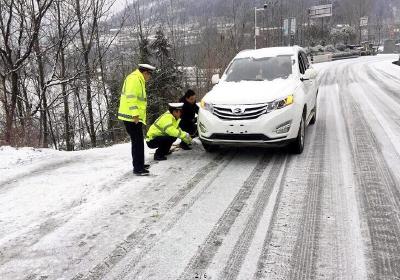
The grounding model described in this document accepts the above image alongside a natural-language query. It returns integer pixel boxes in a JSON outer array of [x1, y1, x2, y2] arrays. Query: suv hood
[[204, 79, 298, 105]]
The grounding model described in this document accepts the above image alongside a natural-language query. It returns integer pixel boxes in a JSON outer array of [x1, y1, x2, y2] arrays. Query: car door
[[301, 52, 318, 109], [298, 51, 315, 120]]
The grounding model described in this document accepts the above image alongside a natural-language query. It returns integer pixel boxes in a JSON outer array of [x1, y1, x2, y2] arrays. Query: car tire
[[310, 91, 318, 125], [290, 114, 305, 154], [309, 104, 317, 125], [202, 142, 217, 153]]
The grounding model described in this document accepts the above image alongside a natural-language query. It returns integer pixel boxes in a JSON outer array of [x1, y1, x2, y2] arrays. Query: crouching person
[[146, 103, 192, 161], [179, 89, 199, 150]]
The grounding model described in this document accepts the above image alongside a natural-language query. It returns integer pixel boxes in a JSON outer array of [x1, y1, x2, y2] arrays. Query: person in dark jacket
[[179, 89, 199, 150]]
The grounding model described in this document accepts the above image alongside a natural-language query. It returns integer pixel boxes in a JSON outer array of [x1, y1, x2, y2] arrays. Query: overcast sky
[[109, 0, 128, 15]]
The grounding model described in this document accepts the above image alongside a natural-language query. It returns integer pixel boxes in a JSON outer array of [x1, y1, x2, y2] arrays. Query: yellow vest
[[118, 69, 147, 124], [146, 111, 191, 144]]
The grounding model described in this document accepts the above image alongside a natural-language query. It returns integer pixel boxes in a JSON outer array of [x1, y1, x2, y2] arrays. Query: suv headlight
[[200, 99, 214, 113], [268, 95, 294, 112]]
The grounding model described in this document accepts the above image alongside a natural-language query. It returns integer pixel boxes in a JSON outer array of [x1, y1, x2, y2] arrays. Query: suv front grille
[[212, 103, 269, 120]]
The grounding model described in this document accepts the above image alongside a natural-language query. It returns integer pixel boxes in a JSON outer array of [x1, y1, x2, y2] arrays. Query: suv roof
[[236, 46, 303, 59]]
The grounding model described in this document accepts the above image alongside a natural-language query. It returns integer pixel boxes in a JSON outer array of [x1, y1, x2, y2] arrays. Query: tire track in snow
[[311, 64, 367, 279], [0, 156, 83, 192], [342, 60, 400, 172], [252, 63, 359, 279], [252, 76, 326, 279], [72, 151, 234, 280], [253, 150, 314, 279], [340, 64, 400, 279], [0, 144, 150, 192], [353, 67, 400, 157], [177, 153, 277, 280], [19, 151, 212, 279], [220, 154, 288, 280], [285, 87, 327, 280], [363, 66, 400, 121], [364, 65, 400, 105], [0, 170, 134, 268], [366, 62, 400, 85]]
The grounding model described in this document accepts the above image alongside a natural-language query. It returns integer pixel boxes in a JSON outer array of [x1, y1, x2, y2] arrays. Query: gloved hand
[[185, 133, 192, 144]]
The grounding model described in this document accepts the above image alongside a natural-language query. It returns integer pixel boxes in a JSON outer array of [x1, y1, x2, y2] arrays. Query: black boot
[[154, 154, 167, 161], [133, 169, 150, 176], [179, 142, 192, 150]]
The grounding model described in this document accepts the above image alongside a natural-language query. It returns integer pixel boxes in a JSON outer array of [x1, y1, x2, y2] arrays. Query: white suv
[[198, 46, 318, 154]]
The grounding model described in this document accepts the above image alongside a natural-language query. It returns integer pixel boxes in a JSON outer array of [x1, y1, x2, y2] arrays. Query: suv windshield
[[225, 55, 292, 82]]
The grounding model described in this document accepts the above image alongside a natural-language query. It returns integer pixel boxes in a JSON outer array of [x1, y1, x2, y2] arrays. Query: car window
[[225, 56, 293, 82], [298, 53, 306, 74], [301, 52, 310, 70]]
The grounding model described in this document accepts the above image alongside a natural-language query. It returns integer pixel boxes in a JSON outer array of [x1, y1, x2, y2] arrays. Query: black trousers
[[124, 121, 144, 172], [147, 136, 176, 157], [179, 120, 197, 137]]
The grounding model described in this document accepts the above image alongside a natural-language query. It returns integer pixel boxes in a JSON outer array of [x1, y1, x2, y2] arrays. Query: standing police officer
[[118, 64, 155, 176]]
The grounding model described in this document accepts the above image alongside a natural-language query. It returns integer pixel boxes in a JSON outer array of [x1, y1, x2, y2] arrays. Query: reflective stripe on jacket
[[118, 69, 147, 124], [146, 111, 191, 144]]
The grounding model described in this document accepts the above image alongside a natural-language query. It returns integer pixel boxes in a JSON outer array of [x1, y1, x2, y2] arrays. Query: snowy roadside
[[0, 140, 213, 279]]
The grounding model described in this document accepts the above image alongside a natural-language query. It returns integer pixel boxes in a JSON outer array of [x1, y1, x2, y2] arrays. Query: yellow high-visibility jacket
[[146, 111, 191, 144], [118, 69, 147, 124]]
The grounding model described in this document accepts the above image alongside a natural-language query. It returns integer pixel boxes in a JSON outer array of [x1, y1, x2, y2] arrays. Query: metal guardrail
[[311, 51, 361, 63], [331, 52, 360, 61]]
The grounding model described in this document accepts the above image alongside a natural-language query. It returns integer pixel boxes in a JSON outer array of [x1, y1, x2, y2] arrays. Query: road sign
[[360, 17, 368, 27], [290, 18, 296, 35], [283, 18, 289, 36], [309, 4, 332, 19]]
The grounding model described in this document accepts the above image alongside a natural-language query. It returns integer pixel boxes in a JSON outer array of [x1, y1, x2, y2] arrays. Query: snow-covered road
[[1, 54, 400, 280]]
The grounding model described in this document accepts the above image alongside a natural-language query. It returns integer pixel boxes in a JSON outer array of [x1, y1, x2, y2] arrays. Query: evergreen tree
[[139, 37, 151, 65], [147, 29, 183, 124]]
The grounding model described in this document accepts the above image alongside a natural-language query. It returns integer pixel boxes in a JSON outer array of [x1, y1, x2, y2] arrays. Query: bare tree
[[0, 0, 53, 145], [56, 0, 74, 150], [74, 0, 99, 147]]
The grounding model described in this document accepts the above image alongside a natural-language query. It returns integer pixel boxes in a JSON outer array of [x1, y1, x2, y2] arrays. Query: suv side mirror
[[211, 74, 220, 85], [301, 68, 317, 81]]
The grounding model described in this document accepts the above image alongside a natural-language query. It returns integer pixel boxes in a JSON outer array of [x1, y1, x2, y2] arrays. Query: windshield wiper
[[243, 78, 263, 81]]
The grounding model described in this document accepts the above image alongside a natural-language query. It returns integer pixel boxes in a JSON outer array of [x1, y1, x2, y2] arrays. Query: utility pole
[[280, 0, 283, 45], [308, 9, 311, 47], [255, 4, 268, 49], [255, 7, 258, 49]]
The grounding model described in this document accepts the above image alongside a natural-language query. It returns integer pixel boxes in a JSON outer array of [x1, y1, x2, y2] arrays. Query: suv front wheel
[[290, 114, 305, 154], [202, 142, 218, 153], [309, 91, 318, 125]]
